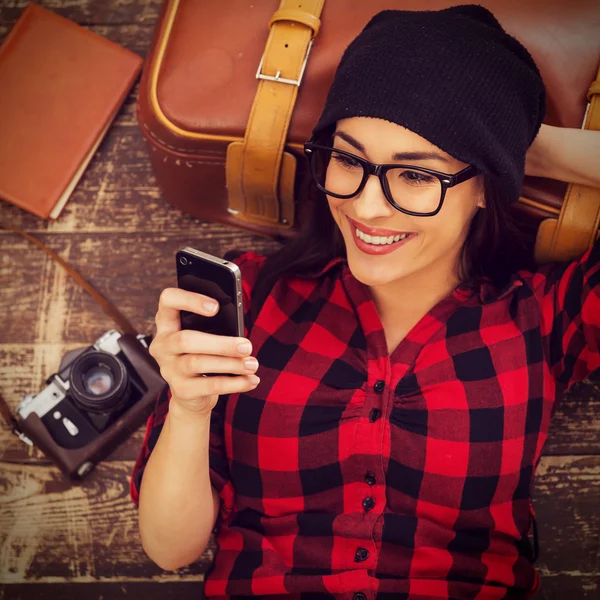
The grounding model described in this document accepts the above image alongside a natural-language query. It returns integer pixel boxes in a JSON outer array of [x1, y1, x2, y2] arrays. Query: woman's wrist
[[524, 123, 552, 179], [167, 396, 213, 425]]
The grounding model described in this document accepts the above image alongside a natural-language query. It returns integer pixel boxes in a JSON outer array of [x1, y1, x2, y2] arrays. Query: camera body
[[16, 330, 165, 478]]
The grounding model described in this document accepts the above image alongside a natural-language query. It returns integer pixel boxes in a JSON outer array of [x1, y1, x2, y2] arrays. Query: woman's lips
[[346, 215, 417, 256], [346, 215, 412, 237]]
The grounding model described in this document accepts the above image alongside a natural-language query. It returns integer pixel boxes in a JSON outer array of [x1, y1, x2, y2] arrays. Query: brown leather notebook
[[0, 3, 143, 220]]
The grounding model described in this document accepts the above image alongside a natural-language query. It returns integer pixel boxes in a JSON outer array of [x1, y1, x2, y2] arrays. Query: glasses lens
[[310, 147, 364, 197], [384, 168, 442, 214]]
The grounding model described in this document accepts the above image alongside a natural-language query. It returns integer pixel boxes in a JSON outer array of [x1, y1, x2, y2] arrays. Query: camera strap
[[0, 223, 140, 442]]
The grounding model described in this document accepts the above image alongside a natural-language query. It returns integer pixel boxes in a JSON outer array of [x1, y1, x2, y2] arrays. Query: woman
[[131, 5, 600, 599]]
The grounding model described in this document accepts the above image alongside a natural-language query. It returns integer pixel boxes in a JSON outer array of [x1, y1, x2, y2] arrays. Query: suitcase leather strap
[[225, 0, 324, 230], [535, 65, 600, 263]]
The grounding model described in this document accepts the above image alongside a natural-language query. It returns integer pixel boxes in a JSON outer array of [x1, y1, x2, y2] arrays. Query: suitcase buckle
[[256, 39, 313, 87]]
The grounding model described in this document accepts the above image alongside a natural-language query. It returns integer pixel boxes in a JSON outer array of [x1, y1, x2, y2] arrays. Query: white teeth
[[355, 228, 410, 245]]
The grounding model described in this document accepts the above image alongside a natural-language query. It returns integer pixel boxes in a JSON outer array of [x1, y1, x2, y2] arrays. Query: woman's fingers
[[170, 328, 253, 358], [155, 287, 220, 336], [171, 373, 260, 401], [181, 353, 259, 377]]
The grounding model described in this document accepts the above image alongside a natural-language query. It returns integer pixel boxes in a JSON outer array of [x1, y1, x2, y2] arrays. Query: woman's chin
[[346, 249, 405, 287]]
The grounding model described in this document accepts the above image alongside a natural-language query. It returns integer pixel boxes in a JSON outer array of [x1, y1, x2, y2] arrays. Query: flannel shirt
[[131, 238, 600, 600]]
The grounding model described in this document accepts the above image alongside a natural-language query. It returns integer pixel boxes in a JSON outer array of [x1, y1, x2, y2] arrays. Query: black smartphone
[[176, 247, 244, 338]]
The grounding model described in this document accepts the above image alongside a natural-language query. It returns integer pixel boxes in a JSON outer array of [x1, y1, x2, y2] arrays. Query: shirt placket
[[340, 267, 410, 579], [340, 265, 471, 585]]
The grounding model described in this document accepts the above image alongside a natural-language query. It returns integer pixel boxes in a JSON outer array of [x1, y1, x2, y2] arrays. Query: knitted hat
[[312, 4, 547, 205]]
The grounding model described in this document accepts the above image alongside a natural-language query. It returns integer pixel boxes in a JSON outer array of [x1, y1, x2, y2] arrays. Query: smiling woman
[[131, 5, 600, 600]]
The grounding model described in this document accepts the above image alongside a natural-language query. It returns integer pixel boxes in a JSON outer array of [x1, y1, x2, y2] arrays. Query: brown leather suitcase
[[136, 0, 600, 262]]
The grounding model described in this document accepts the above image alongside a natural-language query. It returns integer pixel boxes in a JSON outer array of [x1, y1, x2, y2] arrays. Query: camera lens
[[70, 351, 130, 414], [179, 256, 188, 265], [83, 366, 114, 395]]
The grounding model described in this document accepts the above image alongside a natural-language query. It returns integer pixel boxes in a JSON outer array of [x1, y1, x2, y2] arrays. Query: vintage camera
[[16, 330, 166, 479]]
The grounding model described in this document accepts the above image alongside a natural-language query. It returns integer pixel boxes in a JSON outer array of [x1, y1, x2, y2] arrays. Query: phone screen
[[176, 250, 241, 338]]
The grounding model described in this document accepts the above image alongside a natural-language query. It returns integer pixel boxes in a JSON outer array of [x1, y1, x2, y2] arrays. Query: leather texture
[[225, 0, 324, 230], [0, 3, 142, 220], [137, 0, 600, 257]]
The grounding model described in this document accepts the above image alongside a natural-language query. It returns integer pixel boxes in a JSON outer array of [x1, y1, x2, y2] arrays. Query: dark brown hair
[[247, 129, 537, 326]]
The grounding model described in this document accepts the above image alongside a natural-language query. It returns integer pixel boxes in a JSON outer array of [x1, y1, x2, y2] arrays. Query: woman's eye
[[332, 152, 360, 168], [399, 170, 435, 184]]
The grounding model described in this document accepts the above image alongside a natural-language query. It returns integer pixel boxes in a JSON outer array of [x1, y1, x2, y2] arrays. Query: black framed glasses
[[303, 141, 481, 217]]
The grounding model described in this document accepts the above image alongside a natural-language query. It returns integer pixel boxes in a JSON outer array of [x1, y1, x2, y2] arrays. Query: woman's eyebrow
[[333, 130, 451, 164]]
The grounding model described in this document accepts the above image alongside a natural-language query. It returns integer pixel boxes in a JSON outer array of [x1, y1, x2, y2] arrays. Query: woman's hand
[[525, 123, 600, 188], [148, 287, 260, 417]]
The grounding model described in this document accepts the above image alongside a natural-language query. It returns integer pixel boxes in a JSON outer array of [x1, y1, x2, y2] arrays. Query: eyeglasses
[[303, 141, 481, 217]]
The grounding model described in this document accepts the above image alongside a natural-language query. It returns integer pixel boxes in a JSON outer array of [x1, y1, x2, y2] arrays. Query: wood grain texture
[[0, 0, 598, 597], [0, 461, 213, 583], [0, 582, 205, 600], [0, 0, 162, 27]]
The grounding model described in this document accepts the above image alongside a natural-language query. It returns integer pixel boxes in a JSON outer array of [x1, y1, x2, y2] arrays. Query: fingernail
[[249, 374, 260, 385], [204, 301, 218, 312], [237, 342, 252, 355], [244, 358, 258, 371]]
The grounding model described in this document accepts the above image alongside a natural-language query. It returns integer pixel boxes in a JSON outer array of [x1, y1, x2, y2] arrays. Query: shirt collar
[[312, 255, 346, 277], [471, 274, 524, 304]]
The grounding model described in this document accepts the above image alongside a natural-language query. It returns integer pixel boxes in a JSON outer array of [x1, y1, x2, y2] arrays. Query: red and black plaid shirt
[[131, 239, 600, 600]]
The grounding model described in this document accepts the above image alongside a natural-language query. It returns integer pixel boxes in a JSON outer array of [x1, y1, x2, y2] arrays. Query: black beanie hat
[[312, 4, 547, 205]]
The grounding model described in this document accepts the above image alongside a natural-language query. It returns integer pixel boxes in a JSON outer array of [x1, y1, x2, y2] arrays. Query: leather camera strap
[[534, 65, 600, 263], [226, 0, 324, 230], [0, 223, 139, 439]]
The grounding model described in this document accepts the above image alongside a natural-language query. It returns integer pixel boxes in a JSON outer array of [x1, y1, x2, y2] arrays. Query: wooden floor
[[0, 1, 598, 599]]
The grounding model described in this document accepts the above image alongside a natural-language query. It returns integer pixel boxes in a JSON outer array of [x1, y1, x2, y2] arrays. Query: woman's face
[[326, 117, 485, 289]]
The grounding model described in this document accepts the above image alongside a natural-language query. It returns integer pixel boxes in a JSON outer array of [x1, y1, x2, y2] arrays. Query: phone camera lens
[[179, 256, 188, 265]]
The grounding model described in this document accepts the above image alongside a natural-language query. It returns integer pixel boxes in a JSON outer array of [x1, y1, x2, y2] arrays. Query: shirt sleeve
[[129, 250, 268, 523], [533, 235, 600, 393]]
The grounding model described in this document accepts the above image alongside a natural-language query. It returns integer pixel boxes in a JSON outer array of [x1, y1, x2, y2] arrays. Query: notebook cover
[[0, 3, 143, 220]]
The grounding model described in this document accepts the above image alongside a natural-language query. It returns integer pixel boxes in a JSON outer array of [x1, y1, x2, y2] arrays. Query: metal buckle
[[256, 39, 313, 87]]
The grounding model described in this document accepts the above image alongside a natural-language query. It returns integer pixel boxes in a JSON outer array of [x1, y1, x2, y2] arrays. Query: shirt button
[[374, 380, 385, 393], [368, 408, 381, 422], [354, 547, 369, 562], [365, 473, 376, 486], [354, 594, 367, 600], [362, 497, 375, 510]]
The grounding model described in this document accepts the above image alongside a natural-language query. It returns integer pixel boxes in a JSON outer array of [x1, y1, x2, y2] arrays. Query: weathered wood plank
[[536, 576, 599, 599], [533, 456, 600, 578], [0, 22, 157, 56], [0, 0, 162, 27], [0, 582, 205, 600], [0, 456, 598, 594], [0, 461, 212, 584]]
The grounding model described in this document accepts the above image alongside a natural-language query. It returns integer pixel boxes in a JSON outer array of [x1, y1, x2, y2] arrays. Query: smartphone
[[176, 247, 244, 338]]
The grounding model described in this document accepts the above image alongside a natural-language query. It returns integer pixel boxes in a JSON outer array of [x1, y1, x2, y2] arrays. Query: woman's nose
[[352, 174, 396, 221]]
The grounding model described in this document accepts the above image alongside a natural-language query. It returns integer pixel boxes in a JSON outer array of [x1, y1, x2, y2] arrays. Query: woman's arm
[[138, 398, 221, 571], [525, 124, 600, 188]]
